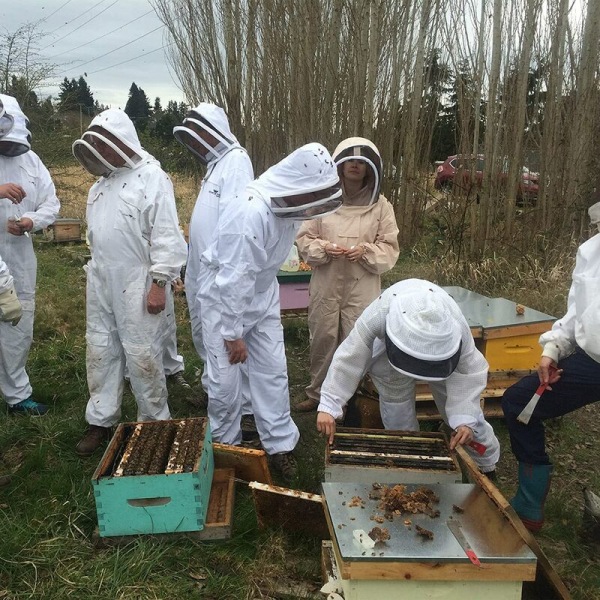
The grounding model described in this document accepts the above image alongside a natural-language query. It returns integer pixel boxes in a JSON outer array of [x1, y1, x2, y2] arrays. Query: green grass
[[0, 238, 598, 598]]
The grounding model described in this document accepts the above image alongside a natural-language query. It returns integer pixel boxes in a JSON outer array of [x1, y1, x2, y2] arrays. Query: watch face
[[154, 279, 167, 288]]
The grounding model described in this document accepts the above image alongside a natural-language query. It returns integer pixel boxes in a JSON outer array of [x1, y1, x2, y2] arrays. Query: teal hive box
[[92, 418, 214, 537]]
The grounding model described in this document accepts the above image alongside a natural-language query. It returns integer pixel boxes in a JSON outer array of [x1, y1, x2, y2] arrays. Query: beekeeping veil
[[332, 137, 382, 205], [385, 288, 462, 381], [173, 103, 238, 165], [72, 108, 143, 176], [250, 143, 342, 221], [589, 202, 600, 234], [0, 94, 32, 157]]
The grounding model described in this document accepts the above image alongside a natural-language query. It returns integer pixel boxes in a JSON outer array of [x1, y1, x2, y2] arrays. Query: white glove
[[0, 285, 22, 325]]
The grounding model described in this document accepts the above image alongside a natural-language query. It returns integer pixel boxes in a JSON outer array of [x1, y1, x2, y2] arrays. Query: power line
[[87, 42, 172, 76], [41, 0, 119, 51], [57, 25, 164, 76], [44, 0, 112, 38], [39, 0, 76, 23], [48, 10, 156, 59]]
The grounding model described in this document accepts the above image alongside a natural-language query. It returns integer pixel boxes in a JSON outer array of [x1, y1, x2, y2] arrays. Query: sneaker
[[75, 425, 112, 457], [294, 398, 319, 413], [167, 372, 191, 390], [270, 452, 297, 480], [8, 398, 48, 416]]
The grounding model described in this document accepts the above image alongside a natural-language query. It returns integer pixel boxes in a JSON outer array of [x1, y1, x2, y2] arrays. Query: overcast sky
[[1, 0, 184, 109]]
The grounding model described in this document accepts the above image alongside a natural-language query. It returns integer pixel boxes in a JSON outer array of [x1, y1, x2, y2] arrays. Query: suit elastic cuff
[[541, 343, 560, 363]]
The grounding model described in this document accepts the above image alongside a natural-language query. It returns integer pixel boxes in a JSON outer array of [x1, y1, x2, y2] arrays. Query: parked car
[[434, 154, 539, 201]]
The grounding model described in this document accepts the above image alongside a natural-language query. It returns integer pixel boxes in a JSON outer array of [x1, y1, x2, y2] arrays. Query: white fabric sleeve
[[142, 169, 188, 280], [215, 203, 267, 340], [21, 156, 60, 230], [318, 295, 388, 418], [0, 254, 14, 294], [444, 315, 489, 430], [538, 268, 579, 362]]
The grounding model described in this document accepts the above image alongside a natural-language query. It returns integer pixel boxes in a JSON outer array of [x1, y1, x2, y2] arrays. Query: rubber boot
[[511, 463, 553, 532]]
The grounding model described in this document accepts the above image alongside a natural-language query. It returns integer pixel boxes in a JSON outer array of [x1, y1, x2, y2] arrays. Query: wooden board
[[92, 468, 235, 547], [213, 442, 273, 484], [455, 446, 571, 599], [249, 481, 329, 538]]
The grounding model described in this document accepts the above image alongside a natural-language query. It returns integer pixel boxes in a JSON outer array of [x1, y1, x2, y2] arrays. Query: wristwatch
[[152, 278, 168, 288]]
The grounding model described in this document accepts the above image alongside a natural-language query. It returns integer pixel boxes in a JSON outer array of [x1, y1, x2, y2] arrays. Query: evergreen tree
[[58, 77, 79, 111], [124, 82, 151, 130], [152, 100, 187, 143], [76, 76, 94, 115], [58, 76, 95, 115]]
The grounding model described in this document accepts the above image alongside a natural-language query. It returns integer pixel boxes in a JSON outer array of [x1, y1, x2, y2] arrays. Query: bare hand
[[345, 245, 366, 262], [325, 243, 348, 258], [317, 411, 336, 445], [538, 356, 561, 389], [7, 217, 33, 236], [225, 338, 248, 364], [0, 183, 26, 204], [171, 277, 185, 294], [146, 283, 166, 314], [450, 425, 473, 450]]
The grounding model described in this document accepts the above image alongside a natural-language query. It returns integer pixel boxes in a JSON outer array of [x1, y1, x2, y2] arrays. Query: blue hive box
[[92, 417, 214, 537]]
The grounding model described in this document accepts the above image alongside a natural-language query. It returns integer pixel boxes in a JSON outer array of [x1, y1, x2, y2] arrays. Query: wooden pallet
[[92, 468, 235, 547]]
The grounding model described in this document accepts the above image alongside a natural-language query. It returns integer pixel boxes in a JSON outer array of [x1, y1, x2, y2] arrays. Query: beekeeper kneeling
[[316, 278, 500, 474]]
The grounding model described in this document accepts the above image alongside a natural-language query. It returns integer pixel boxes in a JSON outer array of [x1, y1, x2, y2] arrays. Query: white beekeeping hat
[[385, 289, 462, 381]]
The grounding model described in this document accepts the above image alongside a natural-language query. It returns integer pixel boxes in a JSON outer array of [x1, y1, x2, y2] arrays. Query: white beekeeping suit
[[199, 143, 341, 469], [73, 109, 187, 440], [174, 104, 253, 392], [318, 279, 500, 472], [0, 94, 60, 412]]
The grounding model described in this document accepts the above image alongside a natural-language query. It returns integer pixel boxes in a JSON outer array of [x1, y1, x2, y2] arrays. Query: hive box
[[92, 418, 214, 537], [321, 481, 537, 600], [324, 428, 462, 484], [51, 218, 83, 242], [443, 287, 555, 373]]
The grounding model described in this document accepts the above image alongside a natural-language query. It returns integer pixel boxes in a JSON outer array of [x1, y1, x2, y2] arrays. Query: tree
[[151, 100, 187, 143], [58, 77, 95, 115], [0, 23, 56, 106], [76, 76, 94, 115], [124, 83, 151, 130]]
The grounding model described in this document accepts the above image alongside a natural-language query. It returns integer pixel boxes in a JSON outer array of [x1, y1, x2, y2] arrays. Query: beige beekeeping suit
[[296, 137, 399, 405]]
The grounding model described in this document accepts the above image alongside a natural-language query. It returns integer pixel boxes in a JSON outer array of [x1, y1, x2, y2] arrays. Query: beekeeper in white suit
[[201, 143, 342, 479], [0, 94, 60, 416], [317, 279, 500, 474], [72, 109, 187, 456], [173, 104, 253, 400]]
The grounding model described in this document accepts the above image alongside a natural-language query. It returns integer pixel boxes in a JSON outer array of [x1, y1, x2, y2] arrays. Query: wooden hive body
[[324, 428, 463, 484], [92, 418, 214, 537]]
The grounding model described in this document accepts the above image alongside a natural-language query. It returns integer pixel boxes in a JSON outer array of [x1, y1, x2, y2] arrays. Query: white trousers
[[0, 302, 34, 404], [201, 281, 299, 454], [85, 269, 171, 427], [371, 357, 500, 472]]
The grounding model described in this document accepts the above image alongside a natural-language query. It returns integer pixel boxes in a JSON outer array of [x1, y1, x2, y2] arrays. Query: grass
[[0, 169, 598, 598]]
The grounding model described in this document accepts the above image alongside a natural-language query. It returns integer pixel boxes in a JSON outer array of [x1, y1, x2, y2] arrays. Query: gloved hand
[[0, 285, 22, 325]]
